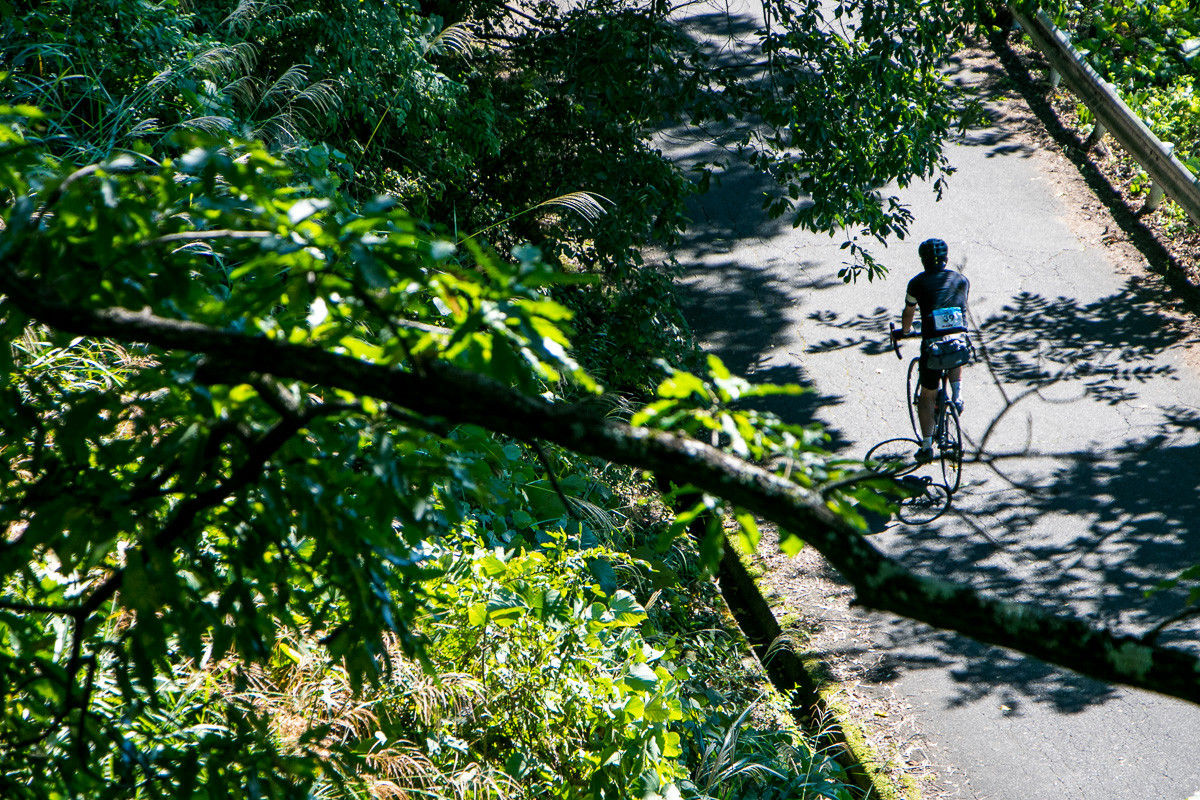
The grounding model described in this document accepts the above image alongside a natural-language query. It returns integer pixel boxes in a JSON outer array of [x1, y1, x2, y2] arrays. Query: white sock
[[921, 436, 932, 450], [951, 380, 962, 401]]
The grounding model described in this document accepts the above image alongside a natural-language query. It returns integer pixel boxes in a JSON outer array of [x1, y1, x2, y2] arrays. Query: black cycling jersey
[[905, 268, 970, 338]]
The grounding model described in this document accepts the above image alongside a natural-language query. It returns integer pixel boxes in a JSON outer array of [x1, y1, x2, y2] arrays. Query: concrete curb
[[718, 544, 910, 800]]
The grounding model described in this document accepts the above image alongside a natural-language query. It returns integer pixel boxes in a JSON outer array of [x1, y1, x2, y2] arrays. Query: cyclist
[[890, 238, 971, 463]]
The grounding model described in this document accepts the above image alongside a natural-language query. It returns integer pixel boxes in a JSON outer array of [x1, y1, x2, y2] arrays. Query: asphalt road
[[655, 4, 1200, 798]]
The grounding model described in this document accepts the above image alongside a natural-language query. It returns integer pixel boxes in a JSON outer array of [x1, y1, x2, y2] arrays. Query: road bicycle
[[888, 323, 963, 494], [864, 321, 964, 491], [862, 438, 953, 523], [862, 324, 965, 523]]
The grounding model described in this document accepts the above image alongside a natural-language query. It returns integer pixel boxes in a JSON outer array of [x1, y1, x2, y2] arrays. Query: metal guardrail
[[1010, 5, 1200, 226]]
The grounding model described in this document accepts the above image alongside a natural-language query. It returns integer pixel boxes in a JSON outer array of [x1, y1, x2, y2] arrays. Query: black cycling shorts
[[918, 354, 959, 391]]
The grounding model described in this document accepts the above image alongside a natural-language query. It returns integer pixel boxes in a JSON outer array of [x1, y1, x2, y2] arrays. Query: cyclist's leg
[[918, 386, 937, 436], [917, 361, 940, 440], [947, 364, 964, 411]]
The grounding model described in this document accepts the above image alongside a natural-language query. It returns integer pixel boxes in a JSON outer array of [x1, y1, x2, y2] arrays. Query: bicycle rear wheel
[[938, 402, 963, 493], [906, 357, 921, 438]]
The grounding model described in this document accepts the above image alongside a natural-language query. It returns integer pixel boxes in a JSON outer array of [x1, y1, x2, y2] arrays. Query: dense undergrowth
[[8, 338, 855, 797], [0, 1, 846, 796]]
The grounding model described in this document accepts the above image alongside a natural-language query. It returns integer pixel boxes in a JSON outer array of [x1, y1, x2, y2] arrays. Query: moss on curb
[[717, 543, 913, 800], [817, 681, 912, 800]]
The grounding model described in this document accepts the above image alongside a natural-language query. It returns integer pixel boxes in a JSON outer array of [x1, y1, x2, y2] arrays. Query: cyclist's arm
[[900, 299, 917, 336]]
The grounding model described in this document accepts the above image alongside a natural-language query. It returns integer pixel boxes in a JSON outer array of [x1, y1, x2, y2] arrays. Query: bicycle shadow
[[860, 437, 958, 525]]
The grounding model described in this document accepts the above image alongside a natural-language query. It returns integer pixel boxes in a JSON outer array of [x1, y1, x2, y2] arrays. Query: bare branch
[[532, 441, 577, 521], [0, 599, 76, 615]]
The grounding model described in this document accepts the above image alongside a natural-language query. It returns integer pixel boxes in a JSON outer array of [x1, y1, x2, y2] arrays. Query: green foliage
[[423, 533, 689, 798], [1063, 0, 1199, 89], [1, 0, 994, 379], [634, 355, 904, 536], [568, 266, 702, 397], [0, 125, 570, 795], [411, 531, 859, 799], [757, 3, 960, 248], [0, 103, 885, 795], [1060, 0, 1200, 175]]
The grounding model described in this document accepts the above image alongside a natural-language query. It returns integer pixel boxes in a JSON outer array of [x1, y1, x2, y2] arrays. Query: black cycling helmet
[[919, 238, 949, 271]]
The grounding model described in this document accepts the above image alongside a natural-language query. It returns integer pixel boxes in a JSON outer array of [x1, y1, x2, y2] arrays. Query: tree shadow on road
[[655, 0, 1200, 715], [872, 617, 1123, 714], [807, 275, 1200, 710], [674, 255, 852, 445], [940, 43, 1042, 160], [654, 3, 856, 438]]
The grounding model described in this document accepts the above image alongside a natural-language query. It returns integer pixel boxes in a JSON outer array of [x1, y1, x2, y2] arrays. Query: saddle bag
[[923, 333, 972, 371]]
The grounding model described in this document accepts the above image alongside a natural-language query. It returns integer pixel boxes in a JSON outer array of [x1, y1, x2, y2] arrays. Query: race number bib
[[931, 306, 965, 332]]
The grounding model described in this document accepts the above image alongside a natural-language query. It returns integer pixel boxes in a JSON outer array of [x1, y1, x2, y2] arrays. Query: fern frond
[[192, 43, 258, 80], [222, 75, 260, 107], [762, 628, 805, 664], [221, 0, 285, 29], [293, 79, 341, 115], [365, 744, 439, 787], [536, 191, 611, 223], [221, 0, 257, 27], [416, 672, 484, 725], [124, 118, 161, 138], [566, 494, 622, 535], [443, 765, 518, 800], [465, 191, 612, 241], [166, 242, 218, 257], [330, 702, 381, 741], [145, 69, 176, 92], [254, 112, 300, 148]]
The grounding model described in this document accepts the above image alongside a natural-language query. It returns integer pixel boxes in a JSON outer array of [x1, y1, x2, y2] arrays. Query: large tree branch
[[3, 280, 1199, 704]]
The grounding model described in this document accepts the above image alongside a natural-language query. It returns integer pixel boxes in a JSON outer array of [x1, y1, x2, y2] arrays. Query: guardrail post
[[1085, 122, 1108, 150], [1048, 68, 1062, 89], [1145, 143, 1175, 213], [1146, 183, 1166, 213]]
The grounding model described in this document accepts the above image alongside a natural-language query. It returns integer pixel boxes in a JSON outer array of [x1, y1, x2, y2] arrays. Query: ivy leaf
[[779, 533, 804, 556], [656, 371, 708, 400], [478, 554, 507, 577]]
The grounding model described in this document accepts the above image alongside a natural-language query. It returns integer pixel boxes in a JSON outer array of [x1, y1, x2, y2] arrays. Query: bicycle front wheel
[[906, 357, 921, 438], [939, 402, 963, 493], [865, 437, 921, 477]]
